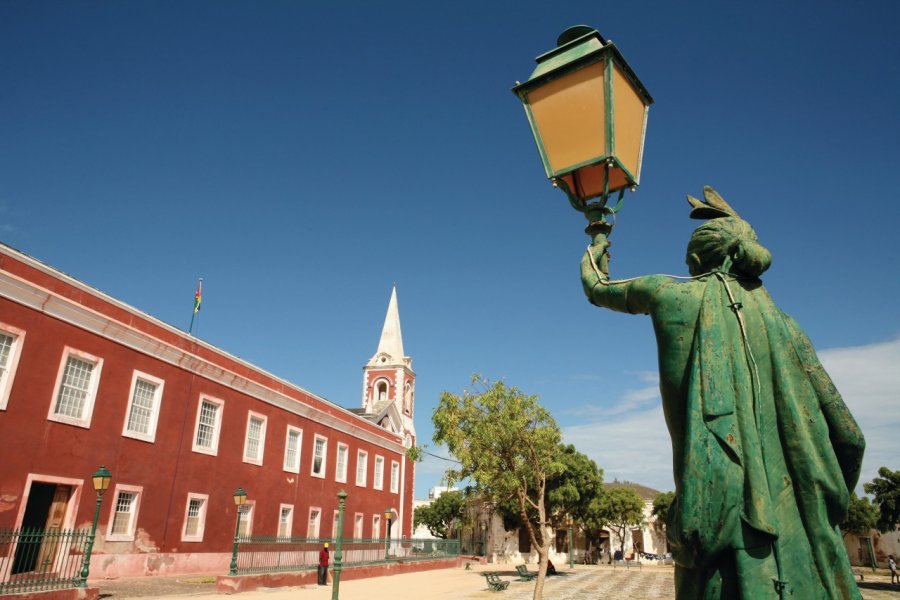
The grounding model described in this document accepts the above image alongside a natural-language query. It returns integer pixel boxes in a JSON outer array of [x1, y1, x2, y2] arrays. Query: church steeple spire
[[371, 285, 405, 366]]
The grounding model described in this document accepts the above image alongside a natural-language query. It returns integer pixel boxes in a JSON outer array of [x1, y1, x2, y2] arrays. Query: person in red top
[[318, 543, 329, 585]]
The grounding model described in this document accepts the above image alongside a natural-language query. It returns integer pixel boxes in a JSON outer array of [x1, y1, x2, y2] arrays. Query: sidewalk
[[93, 564, 900, 600], [94, 564, 671, 600]]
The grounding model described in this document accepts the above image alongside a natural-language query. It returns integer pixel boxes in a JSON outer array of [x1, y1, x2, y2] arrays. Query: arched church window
[[377, 381, 388, 403], [403, 382, 412, 414]]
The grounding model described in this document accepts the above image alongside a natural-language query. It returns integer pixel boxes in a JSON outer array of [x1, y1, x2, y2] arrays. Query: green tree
[[413, 490, 465, 539], [599, 486, 646, 558], [492, 444, 604, 563], [433, 376, 562, 600], [494, 444, 604, 528], [863, 467, 900, 533], [651, 491, 675, 546], [840, 492, 879, 538]]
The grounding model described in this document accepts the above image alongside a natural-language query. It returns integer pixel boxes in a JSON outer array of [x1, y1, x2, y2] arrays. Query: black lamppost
[[78, 465, 111, 587], [383, 508, 393, 560], [228, 487, 247, 576]]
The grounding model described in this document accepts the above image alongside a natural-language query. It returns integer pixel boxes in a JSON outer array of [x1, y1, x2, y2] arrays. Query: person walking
[[889, 555, 898, 585], [318, 543, 330, 586]]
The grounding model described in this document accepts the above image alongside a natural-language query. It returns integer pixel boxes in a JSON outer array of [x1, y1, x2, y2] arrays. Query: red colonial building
[[0, 242, 416, 579]]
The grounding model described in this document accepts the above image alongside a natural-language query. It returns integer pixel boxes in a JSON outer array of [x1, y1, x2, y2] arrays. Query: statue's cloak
[[667, 274, 865, 598]]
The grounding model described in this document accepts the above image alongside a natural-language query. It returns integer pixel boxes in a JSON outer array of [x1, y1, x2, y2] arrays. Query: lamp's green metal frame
[[512, 26, 653, 224], [77, 466, 111, 588]]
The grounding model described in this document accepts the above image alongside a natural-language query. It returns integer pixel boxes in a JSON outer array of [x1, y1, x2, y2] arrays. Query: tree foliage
[[432, 376, 561, 599], [495, 444, 604, 532], [598, 486, 646, 556], [840, 492, 879, 537], [651, 491, 675, 532], [863, 467, 900, 533], [413, 490, 465, 539]]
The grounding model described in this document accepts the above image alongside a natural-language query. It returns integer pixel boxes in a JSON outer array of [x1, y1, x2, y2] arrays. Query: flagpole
[[189, 278, 203, 335]]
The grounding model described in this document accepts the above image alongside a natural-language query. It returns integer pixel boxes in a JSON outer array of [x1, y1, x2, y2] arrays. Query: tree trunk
[[533, 534, 551, 600]]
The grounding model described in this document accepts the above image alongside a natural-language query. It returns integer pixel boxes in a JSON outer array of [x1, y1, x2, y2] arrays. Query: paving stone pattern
[[474, 569, 675, 600]]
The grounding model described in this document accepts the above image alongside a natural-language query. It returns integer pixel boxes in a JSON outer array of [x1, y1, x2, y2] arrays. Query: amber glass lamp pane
[[612, 64, 649, 181], [527, 62, 607, 175], [559, 163, 630, 200]]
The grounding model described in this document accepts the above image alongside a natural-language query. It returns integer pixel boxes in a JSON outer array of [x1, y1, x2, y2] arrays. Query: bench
[[515, 564, 536, 581], [613, 559, 642, 570], [483, 572, 510, 591]]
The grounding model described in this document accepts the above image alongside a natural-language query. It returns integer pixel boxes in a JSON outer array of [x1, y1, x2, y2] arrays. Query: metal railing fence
[[0, 527, 91, 594], [231, 536, 459, 576]]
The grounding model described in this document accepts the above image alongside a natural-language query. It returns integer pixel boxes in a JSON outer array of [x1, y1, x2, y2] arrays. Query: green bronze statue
[[580, 187, 865, 599]]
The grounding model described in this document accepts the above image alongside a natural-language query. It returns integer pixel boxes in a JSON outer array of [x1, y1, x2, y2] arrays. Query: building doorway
[[12, 482, 74, 575]]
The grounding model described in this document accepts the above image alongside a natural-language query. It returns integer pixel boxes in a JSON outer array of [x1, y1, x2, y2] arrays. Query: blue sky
[[2, 1, 898, 498]]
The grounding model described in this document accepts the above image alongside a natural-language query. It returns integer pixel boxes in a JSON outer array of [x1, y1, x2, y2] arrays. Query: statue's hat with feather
[[687, 186, 739, 220]]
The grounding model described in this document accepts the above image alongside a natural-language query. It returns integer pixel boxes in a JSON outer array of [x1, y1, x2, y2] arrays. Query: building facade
[[0, 243, 415, 579]]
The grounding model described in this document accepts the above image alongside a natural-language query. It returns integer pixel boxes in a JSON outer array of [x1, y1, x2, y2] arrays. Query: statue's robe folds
[[666, 275, 865, 599]]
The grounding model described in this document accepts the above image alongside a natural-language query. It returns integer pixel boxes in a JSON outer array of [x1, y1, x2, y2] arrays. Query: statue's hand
[[581, 242, 610, 301], [582, 240, 610, 280]]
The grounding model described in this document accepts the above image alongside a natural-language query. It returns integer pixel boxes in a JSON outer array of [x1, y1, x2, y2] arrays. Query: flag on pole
[[193, 278, 203, 314], [189, 278, 202, 335]]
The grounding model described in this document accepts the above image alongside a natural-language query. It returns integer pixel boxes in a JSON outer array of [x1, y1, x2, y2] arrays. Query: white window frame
[[311, 435, 327, 478], [121, 370, 164, 443], [373, 455, 385, 490], [308, 507, 322, 539], [0, 323, 25, 411], [105, 484, 143, 542], [242, 411, 268, 466], [390, 460, 400, 494], [278, 504, 294, 538], [335, 443, 349, 483], [373, 514, 382, 539], [191, 395, 224, 456], [237, 501, 255, 537], [332, 509, 340, 539], [283, 426, 303, 473], [353, 513, 364, 540], [47, 347, 103, 428], [181, 492, 209, 542], [356, 450, 368, 487]]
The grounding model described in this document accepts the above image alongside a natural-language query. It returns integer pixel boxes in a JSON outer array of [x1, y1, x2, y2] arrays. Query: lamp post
[[567, 515, 575, 570], [513, 25, 653, 258], [383, 508, 392, 560], [331, 490, 347, 600], [228, 487, 247, 576], [78, 465, 111, 587]]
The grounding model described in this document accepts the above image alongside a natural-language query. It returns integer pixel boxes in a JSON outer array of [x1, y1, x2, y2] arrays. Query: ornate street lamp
[[78, 465, 111, 587], [566, 515, 575, 569], [331, 490, 348, 600], [383, 508, 393, 560], [229, 487, 247, 576], [513, 25, 653, 255]]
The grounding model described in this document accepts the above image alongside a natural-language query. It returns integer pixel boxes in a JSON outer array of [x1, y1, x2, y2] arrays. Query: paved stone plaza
[[94, 564, 899, 599]]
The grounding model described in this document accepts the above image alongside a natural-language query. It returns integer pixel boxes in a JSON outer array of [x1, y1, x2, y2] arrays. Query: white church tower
[[360, 286, 416, 446]]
